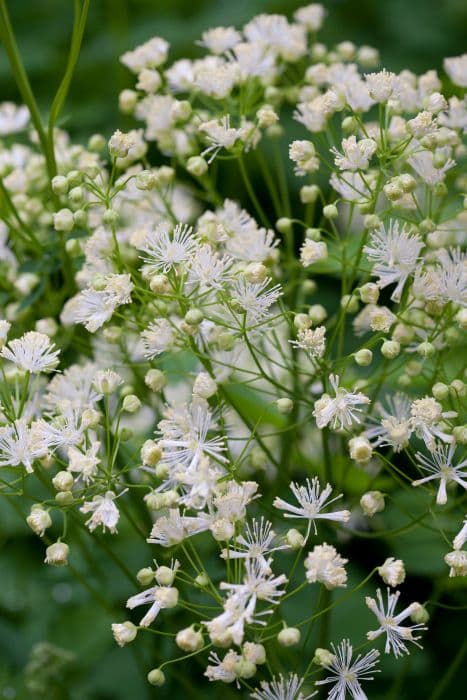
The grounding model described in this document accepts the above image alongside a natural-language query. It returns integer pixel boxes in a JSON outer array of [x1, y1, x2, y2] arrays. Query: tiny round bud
[[82, 408, 101, 429], [155, 566, 177, 587], [103, 208, 119, 226], [305, 227, 321, 241], [432, 382, 449, 400], [276, 398, 293, 414], [119, 427, 133, 441], [285, 528, 305, 549], [410, 603, 430, 624], [323, 204, 338, 219], [381, 340, 400, 359], [65, 237, 82, 256], [217, 333, 235, 351], [193, 372, 217, 399], [308, 304, 327, 324], [119, 89, 138, 113], [233, 660, 257, 679], [313, 648, 336, 667], [52, 470, 74, 492], [171, 100, 192, 121], [136, 567, 155, 586], [195, 572, 210, 587], [342, 115, 358, 133], [363, 214, 380, 230], [135, 170, 158, 190], [53, 208, 74, 232], [122, 394, 141, 413], [244, 263, 267, 283], [55, 490, 74, 505], [112, 621, 138, 647], [452, 425, 467, 444], [359, 283, 380, 305], [340, 294, 359, 314], [276, 217, 293, 234], [450, 379, 466, 397], [51, 175, 68, 195], [294, 313, 312, 330], [417, 341, 435, 357], [149, 273, 171, 293], [278, 627, 301, 647], [176, 626, 204, 652], [243, 642, 266, 665], [360, 490, 385, 517], [378, 557, 406, 587], [300, 185, 320, 204], [184, 308, 203, 325], [44, 541, 69, 566], [145, 369, 166, 392], [88, 133, 106, 151], [186, 156, 208, 177], [210, 518, 235, 541], [354, 348, 373, 366], [147, 669, 165, 687]]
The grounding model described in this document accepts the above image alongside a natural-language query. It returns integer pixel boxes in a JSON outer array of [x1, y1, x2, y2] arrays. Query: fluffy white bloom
[[45, 362, 101, 410], [410, 396, 456, 448], [67, 443, 101, 483], [294, 3, 326, 31], [365, 69, 399, 102], [273, 477, 350, 536], [290, 326, 326, 358], [304, 543, 348, 589], [294, 96, 329, 133], [365, 393, 413, 452], [230, 278, 282, 327], [147, 508, 210, 546], [141, 319, 176, 359], [80, 490, 122, 533], [412, 442, 467, 505], [444, 550, 467, 577], [313, 375, 370, 430], [289, 140, 319, 175], [251, 673, 317, 700], [221, 518, 286, 572], [408, 149, 455, 186], [331, 136, 377, 171], [315, 640, 380, 699], [0, 102, 29, 135], [378, 558, 406, 587], [199, 26, 242, 54], [1, 331, 59, 374], [199, 116, 241, 162], [205, 650, 240, 683], [141, 223, 197, 273], [444, 53, 467, 87], [366, 588, 427, 657], [243, 14, 307, 62], [364, 220, 424, 301], [121, 37, 169, 73], [300, 240, 328, 266]]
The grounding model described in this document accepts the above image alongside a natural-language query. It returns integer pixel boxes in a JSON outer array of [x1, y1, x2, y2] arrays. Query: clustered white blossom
[[0, 3, 466, 696]]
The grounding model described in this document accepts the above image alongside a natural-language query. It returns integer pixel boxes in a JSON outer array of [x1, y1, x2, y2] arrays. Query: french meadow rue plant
[[0, 1, 466, 697]]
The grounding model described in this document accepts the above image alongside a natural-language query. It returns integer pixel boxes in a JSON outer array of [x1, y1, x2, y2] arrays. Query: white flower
[[453, 515, 467, 550], [378, 558, 406, 587], [80, 490, 123, 533], [195, 60, 239, 99], [0, 102, 29, 135], [126, 584, 178, 627], [1, 331, 59, 374], [304, 543, 348, 589], [315, 640, 380, 700], [121, 37, 169, 73], [365, 69, 399, 102], [331, 136, 377, 171], [111, 621, 137, 647], [365, 393, 413, 452], [444, 550, 467, 577], [199, 116, 241, 162], [0, 419, 46, 472], [300, 240, 328, 267], [410, 397, 457, 448], [294, 96, 329, 133], [364, 220, 424, 301], [147, 508, 210, 546], [198, 26, 242, 54], [313, 375, 370, 431], [205, 650, 240, 684], [251, 673, 317, 700], [187, 244, 232, 291], [45, 362, 101, 410], [366, 588, 427, 657], [412, 442, 467, 505], [141, 319, 176, 359], [67, 443, 101, 483], [243, 14, 307, 62], [408, 150, 455, 186], [444, 53, 467, 87], [294, 3, 327, 31], [230, 278, 282, 327], [273, 477, 350, 537], [141, 222, 197, 273], [289, 140, 319, 175], [221, 518, 286, 572], [290, 326, 326, 358]]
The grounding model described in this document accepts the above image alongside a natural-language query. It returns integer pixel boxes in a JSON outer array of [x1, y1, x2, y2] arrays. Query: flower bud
[[432, 382, 449, 400], [313, 648, 336, 667], [300, 185, 320, 203], [243, 642, 266, 665], [349, 436, 372, 464], [276, 217, 293, 234], [136, 567, 155, 586], [93, 369, 122, 394], [452, 425, 467, 444], [55, 490, 74, 505], [155, 566, 177, 586], [410, 603, 430, 624], [359, 283, 380, 305], [360, 490, 385, 517], [354, 348, 373, 366], [53, 208, 74, 232], [145, 368, 166, 392], [277, 626, 301, 647], [294, 313, 312, 330], [122, 394, 141, 413], [52, 470, 74, 492], [44, 541, 69, 566], [244, 263, 267, 283], [450, 379, 466, 397], [118, 89, 138, 113], [176, 626, 204, 652], [26, 505, 52, 536], [147, 669, 165, 687], [51, 175, 68, 195], [187, 156, 208, 177], [276, 398, 293, 414], [285, 528, 305, 549], [417, 341, 435, 357], [141, 440, 162, 466], [195, 572, 210, 587], [103, 208, 119, 226], [112, 621, 138, 647], [233, 660, 257, 679], [378, 557, 406, 587], [193, 372, 217, 399], [308, 304, 327, 324], [381, 340, 400, 359], [210, 518, 234, 541], [340, 294, 359, 314], [323, 204, 338, 219]]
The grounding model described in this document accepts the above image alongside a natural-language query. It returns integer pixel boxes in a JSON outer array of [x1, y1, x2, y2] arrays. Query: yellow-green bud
[[277, 627, 301, 647], [354, 348, 373, 366], [147, 669, 165, 687], [276, 398, 293, 414]]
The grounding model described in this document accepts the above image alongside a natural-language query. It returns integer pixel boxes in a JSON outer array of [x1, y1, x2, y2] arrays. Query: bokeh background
[[1, 1, 466, 698]]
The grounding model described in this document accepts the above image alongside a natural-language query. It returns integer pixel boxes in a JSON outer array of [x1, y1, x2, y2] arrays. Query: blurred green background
[[1, 1, 467, 698]]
